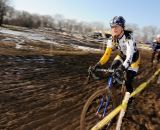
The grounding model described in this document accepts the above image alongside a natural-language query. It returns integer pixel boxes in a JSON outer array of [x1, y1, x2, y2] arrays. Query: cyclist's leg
[[125, 70, 137, 112], [126, 56, 140, 110], [110, 55, 123, 69], [125, 70, 137, 94]]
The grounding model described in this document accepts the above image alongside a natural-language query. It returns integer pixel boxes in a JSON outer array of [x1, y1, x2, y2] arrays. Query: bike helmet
[[110, 16, 125, 28]]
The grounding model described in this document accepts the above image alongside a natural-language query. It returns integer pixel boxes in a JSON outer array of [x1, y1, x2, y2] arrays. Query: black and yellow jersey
[[99, 31, 139, 71]]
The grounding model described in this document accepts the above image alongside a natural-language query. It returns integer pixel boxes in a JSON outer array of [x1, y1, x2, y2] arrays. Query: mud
[[0, 48, 159, 130]]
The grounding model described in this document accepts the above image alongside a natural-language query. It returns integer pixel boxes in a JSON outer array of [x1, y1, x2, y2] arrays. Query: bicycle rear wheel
[[80, 88, 116, 130]]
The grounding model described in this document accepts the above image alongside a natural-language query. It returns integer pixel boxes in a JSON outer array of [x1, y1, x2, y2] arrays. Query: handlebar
[[84, 66, 115, 85], [88, 67, 113, 78], [84, 66, 125, 85], [96, 68, 115, 73]]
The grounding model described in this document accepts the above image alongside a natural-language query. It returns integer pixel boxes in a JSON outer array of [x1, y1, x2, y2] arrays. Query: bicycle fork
[[96, 77, 113, 118], [96, 95, 111, 118]]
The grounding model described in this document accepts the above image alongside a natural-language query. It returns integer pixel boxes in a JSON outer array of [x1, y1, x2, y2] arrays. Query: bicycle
[[80, 66, 127, 130]]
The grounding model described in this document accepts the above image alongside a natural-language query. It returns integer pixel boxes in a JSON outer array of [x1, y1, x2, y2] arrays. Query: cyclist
[[92, 16, 140, 106], [151, 34, 160, 64]]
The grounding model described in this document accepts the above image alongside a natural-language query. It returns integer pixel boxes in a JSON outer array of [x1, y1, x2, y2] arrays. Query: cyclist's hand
[[88, 63, 101, 80], [114, 65, 126, 80], [91, 62, 101, 72]]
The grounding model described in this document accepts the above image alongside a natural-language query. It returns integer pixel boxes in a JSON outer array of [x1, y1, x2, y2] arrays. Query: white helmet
[[156, 34, 160, 39]]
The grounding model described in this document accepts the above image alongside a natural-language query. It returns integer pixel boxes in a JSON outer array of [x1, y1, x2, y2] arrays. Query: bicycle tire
[[80, 88, 116, 130]]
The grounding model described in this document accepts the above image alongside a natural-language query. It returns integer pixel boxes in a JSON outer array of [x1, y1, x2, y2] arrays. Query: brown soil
[[0, 30, 160, 130]]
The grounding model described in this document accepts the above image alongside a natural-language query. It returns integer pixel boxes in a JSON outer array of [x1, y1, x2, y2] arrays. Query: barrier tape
[[91, 68, 160, 130], [116, 92, 130, 130], [121, 101, 127, 109], [131, 68, 160, 97]]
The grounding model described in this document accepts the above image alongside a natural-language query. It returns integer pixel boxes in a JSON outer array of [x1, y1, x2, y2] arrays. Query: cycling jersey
[[99, 31, 139, 70]]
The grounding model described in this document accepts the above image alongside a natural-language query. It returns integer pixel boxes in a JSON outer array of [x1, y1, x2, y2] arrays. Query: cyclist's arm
[[123, 40, 136, 69], [99, 47, 112, 65]]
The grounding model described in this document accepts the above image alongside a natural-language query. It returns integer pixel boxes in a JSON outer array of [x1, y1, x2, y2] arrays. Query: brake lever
[[83, 66, 100, 85]]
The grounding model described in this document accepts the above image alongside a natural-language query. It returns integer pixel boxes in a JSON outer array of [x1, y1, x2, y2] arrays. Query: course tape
[[91, 68, 160, 130], [131, 68, 160, 97]]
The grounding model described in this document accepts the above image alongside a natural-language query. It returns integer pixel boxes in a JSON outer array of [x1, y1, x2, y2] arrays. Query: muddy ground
[[0, 48, 159, 130], [0, 27, 160, 130]]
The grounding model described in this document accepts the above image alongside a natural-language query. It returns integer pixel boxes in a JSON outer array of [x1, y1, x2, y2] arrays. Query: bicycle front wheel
[[80, 88, 116, 130]]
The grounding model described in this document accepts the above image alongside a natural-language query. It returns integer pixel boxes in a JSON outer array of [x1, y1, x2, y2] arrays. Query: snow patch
[[0, 27, 103, 52]]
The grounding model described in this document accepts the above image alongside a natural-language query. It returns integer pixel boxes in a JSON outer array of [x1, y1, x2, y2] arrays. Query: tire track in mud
[[0, 54, 100, 130]]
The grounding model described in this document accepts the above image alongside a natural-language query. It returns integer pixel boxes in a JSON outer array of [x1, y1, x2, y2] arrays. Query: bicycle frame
[[96, 75, 113, 118], [108, 76, 113, 88], [93, 68, 125, 119]]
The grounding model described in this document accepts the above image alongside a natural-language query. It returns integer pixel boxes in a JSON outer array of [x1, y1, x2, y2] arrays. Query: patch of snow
[[0, 27, 103, 52], [71, 44, 102, 52], [0, 27, 57, 44], [15, 44, 23, 49], [1, 37, 22, 43], [0, 28, 42, 40]]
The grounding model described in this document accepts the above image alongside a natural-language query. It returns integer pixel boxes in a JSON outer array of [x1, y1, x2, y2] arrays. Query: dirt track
[[0, 48, 160, 130]]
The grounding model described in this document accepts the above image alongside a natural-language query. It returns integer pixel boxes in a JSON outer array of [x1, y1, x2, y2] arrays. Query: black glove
[[91, 62, 101, 72], [114, 65, 126, 80]]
